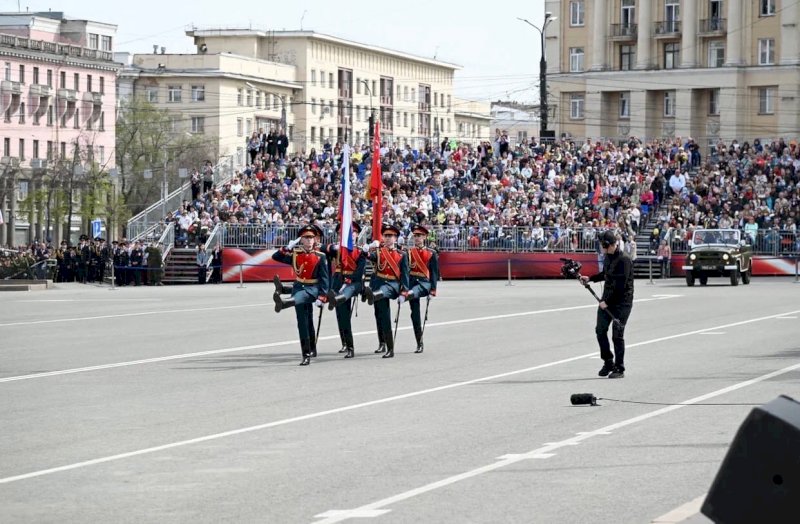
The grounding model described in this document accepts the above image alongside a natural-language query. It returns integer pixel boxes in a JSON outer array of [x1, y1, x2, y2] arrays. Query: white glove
[[370, 240, 380, 249], [339, 284, 347, 293], [360, 244, 370, 252], [287, 237, 301, 249], [398, 295, 406, 305], [314, 299, 324, 308], [331, 244, 339, 251]]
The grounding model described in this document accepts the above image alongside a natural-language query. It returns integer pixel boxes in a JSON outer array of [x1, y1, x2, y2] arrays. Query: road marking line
[[0, 303, 271, 327], [775, 316, 797, 320], [699, 332, 725, 335], [315, 510, 390, 519], [0, 308, 796, 485], [312, 362, 800, 524], [651, 494, 708, 523], [0, 297, 677, 384]]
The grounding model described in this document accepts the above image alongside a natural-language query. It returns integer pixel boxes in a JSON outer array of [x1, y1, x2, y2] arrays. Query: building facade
[[545, 0, 800, 147], [0, 12, 118, 246], [186, 29, 462, 152], [490, 101, 541, 146], [119, 51, 299, 167], [453, 98, 492, 145]]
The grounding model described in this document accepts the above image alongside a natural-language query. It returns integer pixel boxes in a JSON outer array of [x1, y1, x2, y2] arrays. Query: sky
[[4, 0, 549, 103]]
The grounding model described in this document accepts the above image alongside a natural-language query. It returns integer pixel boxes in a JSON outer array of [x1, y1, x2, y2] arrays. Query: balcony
[[90, 91, 103, 105], [29, 84, 53, 98], [0, 32, 114, 62], [337, 114, 352, 126], [380, 95, 393, 106], [654, 20, 681, 38], [609, 23, 638, 40], [57, 88, 77, 102], [1, 80, 22, 115], [418, 102, 431, 113], [338, 88, 351, 99], [699, 18, 726, 36]]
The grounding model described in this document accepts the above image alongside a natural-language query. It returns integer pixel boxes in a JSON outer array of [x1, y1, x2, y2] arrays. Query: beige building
[[120, 52, 299, 166], [453, 98, 492, 145], [545, 0, 800, 148], [186, 29, 462, 152]]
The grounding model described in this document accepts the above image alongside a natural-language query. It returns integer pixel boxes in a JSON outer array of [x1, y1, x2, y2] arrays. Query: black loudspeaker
[[701, 395, 800, 524]]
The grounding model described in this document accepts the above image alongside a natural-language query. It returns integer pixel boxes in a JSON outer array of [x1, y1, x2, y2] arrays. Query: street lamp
[[360, 79, 376, 140], [518, 12, 557, 142]]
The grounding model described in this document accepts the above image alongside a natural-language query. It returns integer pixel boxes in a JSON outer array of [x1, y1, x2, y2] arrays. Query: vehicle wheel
[[741, 268, 751, 285], [730, 265, 740, 286], [686, 272, 695, 287], [700, 276, 708, 286]]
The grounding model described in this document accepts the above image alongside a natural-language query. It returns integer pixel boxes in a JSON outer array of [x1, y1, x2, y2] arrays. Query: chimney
[[153, 44, 158, 54], [160, 46, 166, 54]]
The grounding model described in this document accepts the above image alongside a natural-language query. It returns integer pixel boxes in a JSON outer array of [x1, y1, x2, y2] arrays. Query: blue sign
[[91, 219, 103, 239]]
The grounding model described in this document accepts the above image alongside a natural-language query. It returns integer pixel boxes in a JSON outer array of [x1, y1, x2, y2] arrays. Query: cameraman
[[580, 230, 634, 379]]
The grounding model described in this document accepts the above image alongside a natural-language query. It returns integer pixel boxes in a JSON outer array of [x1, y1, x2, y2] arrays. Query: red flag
[[370, 121, 383, 241], [591, 178, 601, 206]]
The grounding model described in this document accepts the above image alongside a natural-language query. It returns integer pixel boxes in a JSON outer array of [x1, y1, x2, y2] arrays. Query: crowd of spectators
[[163, 132, 799, 256]]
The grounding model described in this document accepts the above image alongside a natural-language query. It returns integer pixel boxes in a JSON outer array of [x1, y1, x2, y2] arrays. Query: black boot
[[598, 360, 614, 377], [299, 339, 311, 366], [309, 337, 318, 358], [382, 335, 394, 358], [338, 345, 348, 353], [414, 340, 424, 354], [344, 347, 354, 359], [374, 342, 387, 354], [366, 289, 384, 306], [327, 289, 347, 311], [274, 295, 296, 313], [272, 275, 283, 296]]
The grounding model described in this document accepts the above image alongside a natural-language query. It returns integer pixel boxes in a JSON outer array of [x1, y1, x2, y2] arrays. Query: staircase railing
[[126, 155, 235, 239], [157, 222, 175, 261]]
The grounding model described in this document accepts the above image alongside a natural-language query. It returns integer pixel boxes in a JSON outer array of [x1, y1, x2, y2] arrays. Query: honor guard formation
[[272, 222, 439, 366]]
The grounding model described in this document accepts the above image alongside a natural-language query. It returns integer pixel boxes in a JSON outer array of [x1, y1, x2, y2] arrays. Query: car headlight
[[722, 254, 729, 261], [689, 254, 696, 261]]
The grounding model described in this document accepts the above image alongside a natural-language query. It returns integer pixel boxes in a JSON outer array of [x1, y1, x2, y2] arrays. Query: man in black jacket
[[581, 230, 634, 379]]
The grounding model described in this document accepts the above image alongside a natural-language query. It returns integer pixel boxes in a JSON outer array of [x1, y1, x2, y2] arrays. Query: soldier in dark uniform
[[129, 241, 144, 286], [78, 237, 91, 284], [402, 225, 440, 353], [56, 241, 69, 282], [363, 224, 410, 359], [146, 242, 164, 285], [322, 222, 367, 359], [272, 225, 330, 366], [98, 239, 110, 283]]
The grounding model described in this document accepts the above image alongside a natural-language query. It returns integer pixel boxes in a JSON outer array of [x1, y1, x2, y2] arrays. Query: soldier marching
[[402, 225, 439, 353]]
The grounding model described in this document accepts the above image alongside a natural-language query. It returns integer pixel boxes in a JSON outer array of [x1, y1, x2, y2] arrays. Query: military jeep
[[682, 229, 752, 286]]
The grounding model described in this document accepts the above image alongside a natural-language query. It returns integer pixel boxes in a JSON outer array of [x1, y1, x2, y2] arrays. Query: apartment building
[[0, 12, 118, 246], [490, 101, 542, 146], [545, 0, 800, 147], [185, 29, 462, 152], [119, 51, 299, 167], [453, 98, 492, 145]]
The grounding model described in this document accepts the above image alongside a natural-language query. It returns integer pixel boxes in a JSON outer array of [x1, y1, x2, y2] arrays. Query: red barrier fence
[[222, 249, 798, 282]]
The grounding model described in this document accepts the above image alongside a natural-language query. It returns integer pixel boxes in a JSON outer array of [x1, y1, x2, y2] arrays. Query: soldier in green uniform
[[146, 242, 164, 286]]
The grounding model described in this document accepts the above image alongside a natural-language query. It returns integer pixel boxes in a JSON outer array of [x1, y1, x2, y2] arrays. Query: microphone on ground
[[570, 393, 598, 406]]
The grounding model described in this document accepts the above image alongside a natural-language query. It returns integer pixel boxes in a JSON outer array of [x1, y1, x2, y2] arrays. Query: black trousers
[[595, 303, 633, 370], [407, 279, 432, 344]]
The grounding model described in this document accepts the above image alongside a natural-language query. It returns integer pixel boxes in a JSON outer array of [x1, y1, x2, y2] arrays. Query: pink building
[[0, 12, 118, 246]]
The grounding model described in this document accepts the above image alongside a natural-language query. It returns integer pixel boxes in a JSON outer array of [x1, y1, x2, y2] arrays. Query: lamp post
[[518, 12, 557, 142], [360, 79, 375, 140]]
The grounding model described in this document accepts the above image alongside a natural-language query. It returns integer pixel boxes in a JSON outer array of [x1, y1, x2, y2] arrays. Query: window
[[99, 77, 104, 94], [47, 105, 54, 126], [570, 1, 585, 26], [312, 98, 317, 114], [236, 118, 243, 136], [708, 41, 725, 67], [709, 89, 720, 115], [356, 78, 361, 94], [273, 95, 280, 110], [664, 91, 676, 117], [404, 86, 408, 101], [169, 116, 178, 132], [19, 103, 25, 124], [665, 1, 680, 26], [101, 35, 112, 52], [311, 126, 316, 143], [3, 61, 9, 81], [404, 112, 408, 127], [73, 73, 79, 90], [321, 70, 327, 88], [99, 112, 105, 131], [664, 43, 680, 69], [18, 139, 25, 160], [18, 64, 24, 84], [99, 146, 105, 164], [759, 39, 775, 65], [60, 142, 66, 158], [47, 69, 52, 87], [569, 47, 585, 72], [32, 140, 39, 159], [191, 85, 205, 102], [237, 88, 243, 105], [59, 71, 65, 88], [372, 80, 376, 96], [168, 85, 182, 102], [411, 88, 416, 102], [74, 108, 80, 128], [3, 137, 9, 156], [329, 73, 333, 89], [621, 0, 635, 26], [47, 141, 53, 160], [88, 33, 99, 49], [311, 70, 317, 86], [256, 91, 262, 108], [246, 89, 253, 106], [620, 45, 635, 70], [246, 119, 252, 136], [619, 92, 630, 118], [32, 66, 39, 84], [146, 87, 158, 103], [760, 0, 776, 16], [87, 75, 92, 92], [570, 94, 585, 119], [759, 87, 775, 114], [191, 116, 205, 133]]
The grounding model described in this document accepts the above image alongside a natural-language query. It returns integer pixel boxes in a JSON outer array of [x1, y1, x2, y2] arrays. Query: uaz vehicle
[[681, 229, 752, 287]]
